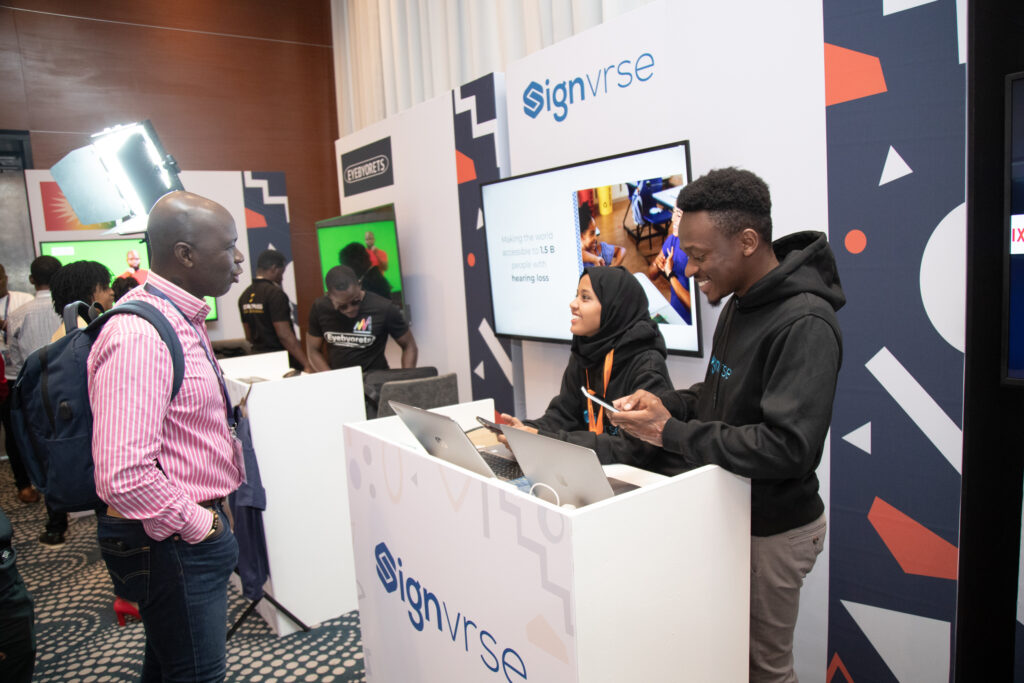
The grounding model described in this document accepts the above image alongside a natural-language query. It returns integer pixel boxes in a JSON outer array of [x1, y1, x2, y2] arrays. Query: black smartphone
[[476, 416, 503, 434]]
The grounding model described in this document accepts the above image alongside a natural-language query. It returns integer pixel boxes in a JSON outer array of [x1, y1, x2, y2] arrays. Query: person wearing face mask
[[499, 266, 673, 471]]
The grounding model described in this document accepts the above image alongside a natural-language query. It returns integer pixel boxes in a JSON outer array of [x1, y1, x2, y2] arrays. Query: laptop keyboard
[[479, 450, 524, 480]]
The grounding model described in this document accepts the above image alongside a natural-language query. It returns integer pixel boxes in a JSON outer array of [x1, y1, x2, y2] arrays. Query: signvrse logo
[[375, 542, 398, 592], [373, 541, 528, 680], [521, 51, 655, 123], [522, 81, 544, 119]]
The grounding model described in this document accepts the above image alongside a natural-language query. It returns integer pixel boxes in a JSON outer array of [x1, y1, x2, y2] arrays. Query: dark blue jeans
[[97, 504, 238, 683]]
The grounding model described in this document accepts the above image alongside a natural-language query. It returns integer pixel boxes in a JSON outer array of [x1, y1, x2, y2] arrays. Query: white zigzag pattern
[[454, 89, 497, 140], [243, 171, 290, 223]]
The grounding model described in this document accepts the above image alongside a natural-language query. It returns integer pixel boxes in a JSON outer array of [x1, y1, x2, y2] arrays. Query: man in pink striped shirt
[[88, 191, 245, 682]]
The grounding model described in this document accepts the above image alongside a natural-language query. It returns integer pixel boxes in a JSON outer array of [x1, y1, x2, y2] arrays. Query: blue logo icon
[[375, 542, 398, 593], [522, 80, 544, 118]]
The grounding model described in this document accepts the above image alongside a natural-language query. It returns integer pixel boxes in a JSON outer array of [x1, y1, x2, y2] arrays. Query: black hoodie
[[659, 231, 845, 536], [526, 267, 673, 470]]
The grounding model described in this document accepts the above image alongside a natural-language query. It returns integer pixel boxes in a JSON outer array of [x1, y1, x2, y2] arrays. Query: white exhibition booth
[[220, 353, 364, 636], [327, 0, 835, 674], [343, 399, 751, 682]]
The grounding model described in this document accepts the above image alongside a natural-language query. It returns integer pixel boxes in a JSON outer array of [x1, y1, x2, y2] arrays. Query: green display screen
[[316, 206, 404, 309], [40, 238, 218, 321]]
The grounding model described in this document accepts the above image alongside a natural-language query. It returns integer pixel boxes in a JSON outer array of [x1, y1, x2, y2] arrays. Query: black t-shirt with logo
[[238, 279, 301, 367], [308, 291, 409, 372]]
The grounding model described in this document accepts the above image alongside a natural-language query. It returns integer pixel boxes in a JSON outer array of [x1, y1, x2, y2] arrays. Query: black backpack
[[9, 300, 184, 512]]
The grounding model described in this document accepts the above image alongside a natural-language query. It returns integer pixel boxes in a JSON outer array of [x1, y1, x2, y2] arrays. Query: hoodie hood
[[738, 230, 845, 312]]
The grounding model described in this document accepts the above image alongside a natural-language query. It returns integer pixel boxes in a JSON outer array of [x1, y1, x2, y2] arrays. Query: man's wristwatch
[[202, 509, 219, 541]]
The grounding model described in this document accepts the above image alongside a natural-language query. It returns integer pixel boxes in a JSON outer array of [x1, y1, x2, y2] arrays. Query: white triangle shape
[[841, 601, 950, 682], [474, 361, 486, 379], [879, 146, 913, 186], [477, 208, 484, 230], [882, 0, 937, 15], [842, 422, 871, 454]]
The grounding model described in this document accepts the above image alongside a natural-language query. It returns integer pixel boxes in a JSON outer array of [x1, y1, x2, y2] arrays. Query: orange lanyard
[[585, 349, 614, 435]]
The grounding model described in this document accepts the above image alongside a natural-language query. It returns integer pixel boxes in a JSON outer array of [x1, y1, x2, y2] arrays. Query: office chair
[[623, 178, 673, 249], [363, 366, 438, 418], [376, 372, 459, 418]]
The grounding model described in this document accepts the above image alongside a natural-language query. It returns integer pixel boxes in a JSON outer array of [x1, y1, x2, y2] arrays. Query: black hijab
[[570, 266, 665, 368]]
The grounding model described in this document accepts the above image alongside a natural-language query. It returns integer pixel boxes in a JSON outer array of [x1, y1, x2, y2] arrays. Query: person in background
[[119, 249, 149, 284], [647, 205, 692, 324], [35, 260, 114, 547], [579, 202, 624, 268], [0, 263, 35, 504], [4, 256, 62, 504], [610, 167, 844, 683], [49, 260, 114, 342], [88, 191, 245, 681], [0, 263, 34, 365], [307, 265, 416, 373], [364, 230, 389, 271], [499, 266, 672, 469], [111, 275, 140, 302], [237, 249, 310, 373], [339, 242, 392, 300]]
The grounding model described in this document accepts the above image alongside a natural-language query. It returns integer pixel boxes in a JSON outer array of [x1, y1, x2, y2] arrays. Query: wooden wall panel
[[0, 1, 339, 339], [2, 0, 332, 45], [0, 9, 29, 129]]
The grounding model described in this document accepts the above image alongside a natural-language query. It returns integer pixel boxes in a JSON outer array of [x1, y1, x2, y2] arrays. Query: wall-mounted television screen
[[480, 141, 701, 355], [1005, 72, 1024, 385], [40, 238, 218, 321], [315, 205, 405, 311]]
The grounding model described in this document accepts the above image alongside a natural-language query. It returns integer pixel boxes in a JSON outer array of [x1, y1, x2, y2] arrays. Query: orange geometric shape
[[456, 150, 477, 184], [467, 252, 476, 267], [245, 208, 267, 228], [868, 497, 958, 580], [827, 652, 855, 683], [845, 229, 867, 254], [40, 181, 114, 231], [824, 43, 888, 106]]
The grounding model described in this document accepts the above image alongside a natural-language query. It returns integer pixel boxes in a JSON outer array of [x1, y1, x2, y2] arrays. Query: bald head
[[148, 192, 231, 262], [146, 191, 244, 299]]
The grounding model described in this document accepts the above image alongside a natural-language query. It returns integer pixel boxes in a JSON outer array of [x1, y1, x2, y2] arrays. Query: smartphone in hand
[[476, 416, 504, 434], [580, 386, 619, 413]]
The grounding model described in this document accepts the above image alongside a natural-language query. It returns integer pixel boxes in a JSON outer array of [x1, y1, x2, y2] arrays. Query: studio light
[[51, 119, 183, 234]]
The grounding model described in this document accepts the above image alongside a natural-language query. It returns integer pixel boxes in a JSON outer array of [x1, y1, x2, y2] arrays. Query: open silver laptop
[[389, 402, 523, 480], [500, 426, 639, 507]]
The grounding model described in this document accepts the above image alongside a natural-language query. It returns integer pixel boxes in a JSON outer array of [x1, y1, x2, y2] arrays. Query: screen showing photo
[[315, 205, 405, 311], [481, 141, 700, 355], [40, 238, 218, 320]]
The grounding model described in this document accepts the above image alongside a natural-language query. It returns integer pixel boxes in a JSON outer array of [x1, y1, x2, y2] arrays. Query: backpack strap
[[62, 301, 101, 335], [87, 300, 186, 399]]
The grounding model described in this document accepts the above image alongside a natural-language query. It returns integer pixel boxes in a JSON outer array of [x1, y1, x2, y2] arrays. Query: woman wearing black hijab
[[500, 266, 674, 470]]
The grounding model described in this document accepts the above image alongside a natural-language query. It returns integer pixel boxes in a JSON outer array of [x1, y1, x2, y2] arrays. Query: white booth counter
[[221, 352, 365, 636], [344, 399, 752, 682]]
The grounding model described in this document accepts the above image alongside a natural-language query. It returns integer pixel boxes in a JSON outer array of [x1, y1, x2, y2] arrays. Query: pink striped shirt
[[88, 272, 244, 543]]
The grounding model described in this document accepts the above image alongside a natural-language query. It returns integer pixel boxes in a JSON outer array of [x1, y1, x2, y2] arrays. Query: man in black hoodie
[[611, 167, 844, 683]]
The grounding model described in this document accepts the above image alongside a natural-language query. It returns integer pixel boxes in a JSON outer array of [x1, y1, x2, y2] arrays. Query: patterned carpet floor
[[0, 459, 366, 682]]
